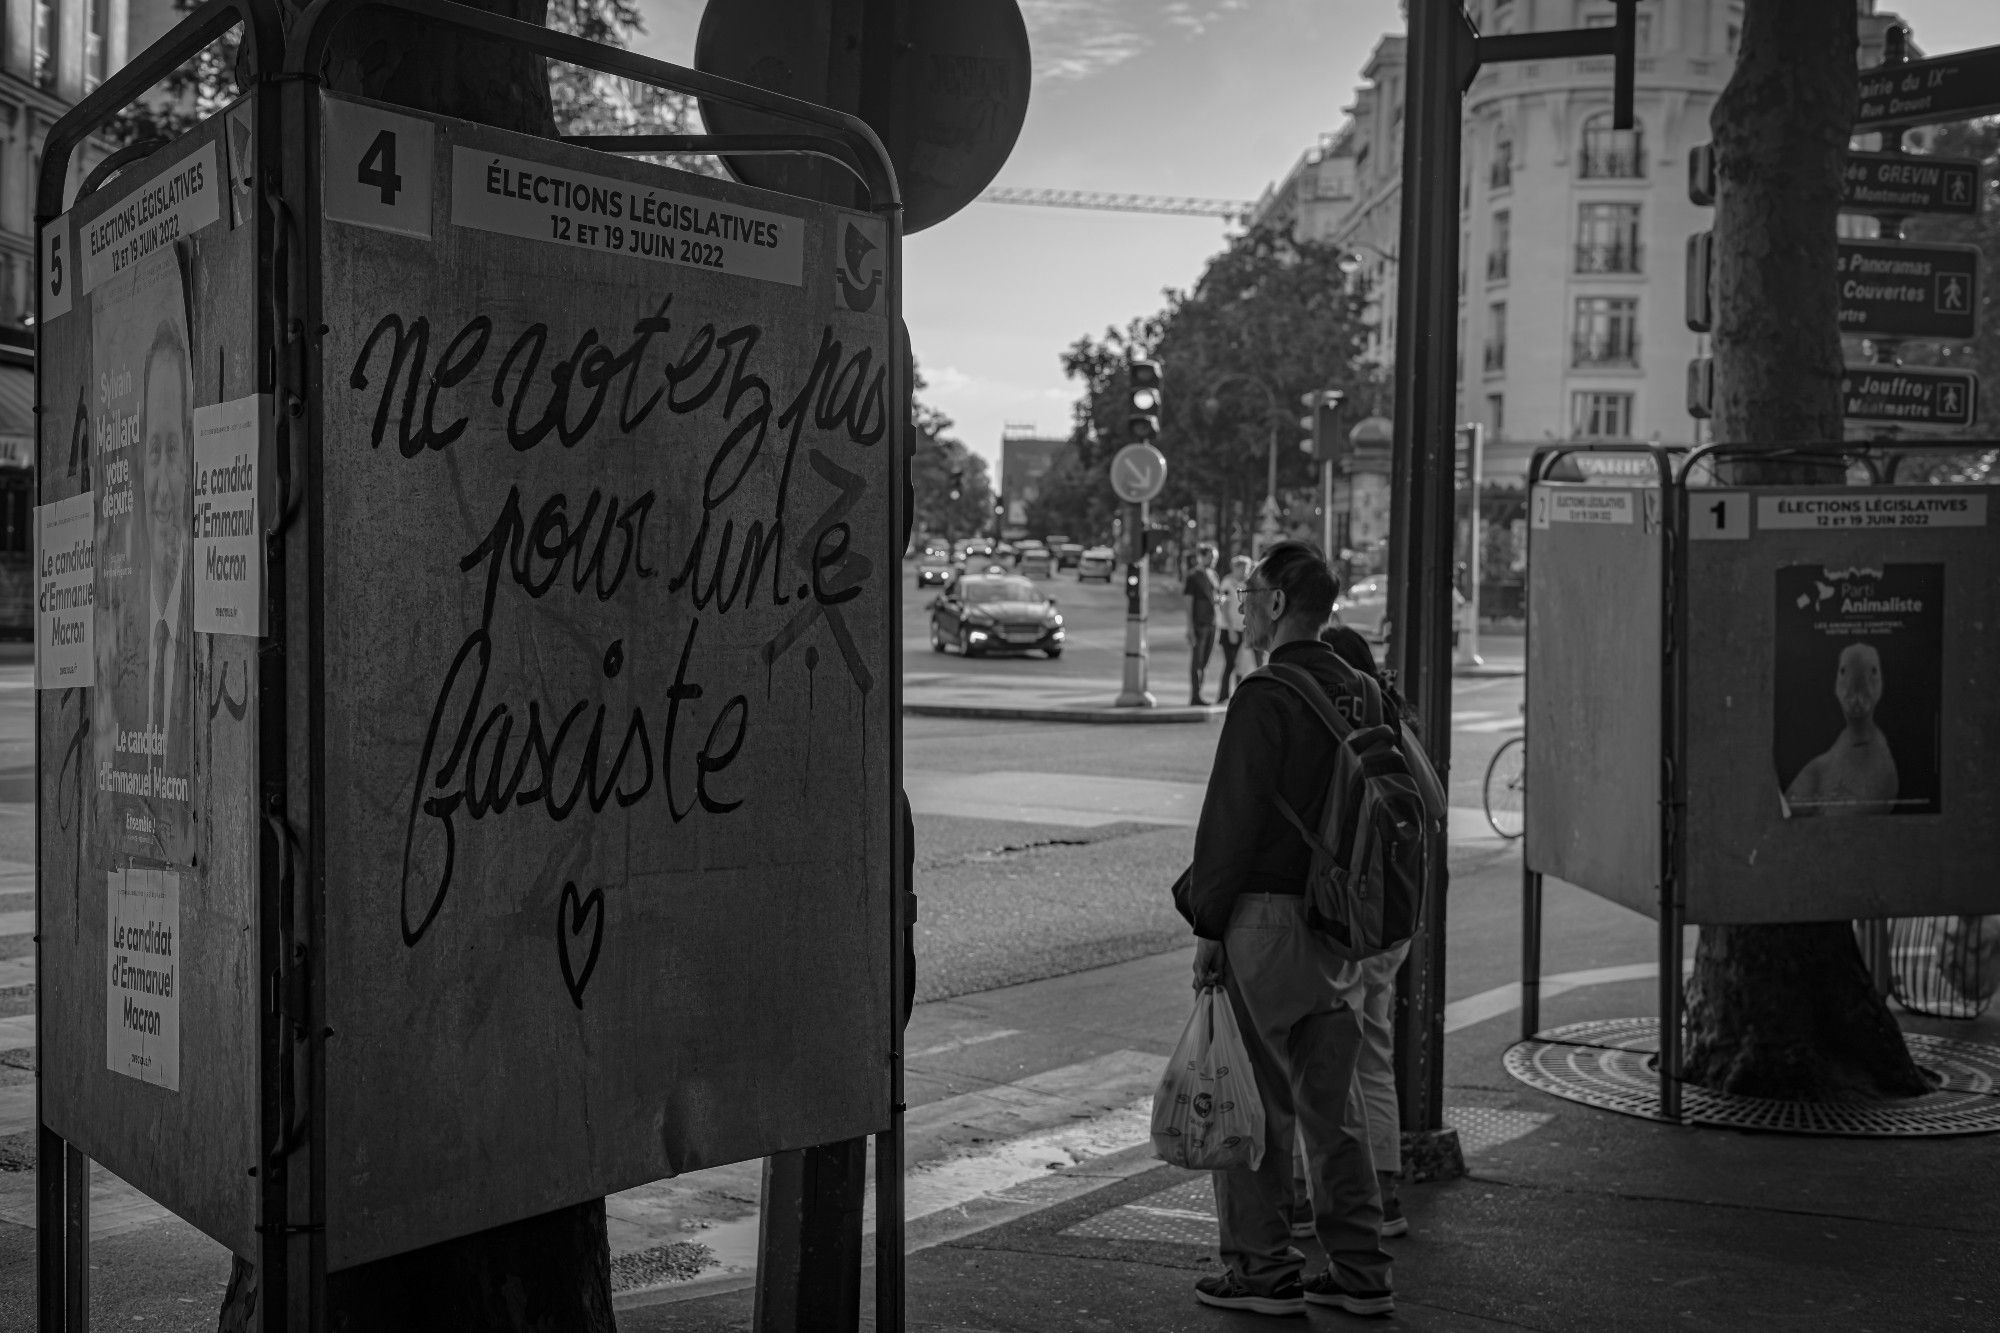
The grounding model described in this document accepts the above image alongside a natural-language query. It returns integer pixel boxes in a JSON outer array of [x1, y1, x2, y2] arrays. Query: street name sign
[[1837, 239, 1979, 339], [1857, 43, 2000, 130], [1110, 442, 1168, 503], [1689, 356, 1981, 427], [1688, 145, 1979, 215], [1840, 151, 1980, 215], [1840, 364, 1979, 426]]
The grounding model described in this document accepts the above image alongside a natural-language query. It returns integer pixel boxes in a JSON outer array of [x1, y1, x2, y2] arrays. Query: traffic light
[[1124, 562, 1142, 613], [1127, 360, 1163, 442], [1297, 389, 1346, 460], [948, 467, 963, 501]]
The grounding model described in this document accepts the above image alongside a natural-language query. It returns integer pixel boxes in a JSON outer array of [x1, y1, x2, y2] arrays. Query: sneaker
[[1288, 1198, 1315, 1240], [1302, 1270, 1395, 1316], [1194, 1271, 1306, 1315]]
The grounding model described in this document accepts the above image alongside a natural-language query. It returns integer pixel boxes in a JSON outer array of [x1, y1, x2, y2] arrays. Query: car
[[918, 538, 950, 561], [916, 552, 954, 587], [1076, 545, 1116, 581], [1331, 577, 1467, 647], [954, 539, 995, 568], [929, 573, 1065, 658], [1055, 542, 1084, 570], [1018, 546, 1053, 578]]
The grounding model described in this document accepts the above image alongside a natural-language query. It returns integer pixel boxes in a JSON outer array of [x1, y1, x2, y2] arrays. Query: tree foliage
[[908, 366, 997, 540], [113, 0, 719, 177], [1032, 227, 1384, 547]]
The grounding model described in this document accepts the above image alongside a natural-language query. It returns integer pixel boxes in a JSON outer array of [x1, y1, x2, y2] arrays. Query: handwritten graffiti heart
[[556, 881, 605, 1009]]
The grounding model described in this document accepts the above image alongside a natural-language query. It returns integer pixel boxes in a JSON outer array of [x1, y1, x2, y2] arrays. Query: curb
[[1455, 663, 1525, 679], [903, 701, 1225, 724]]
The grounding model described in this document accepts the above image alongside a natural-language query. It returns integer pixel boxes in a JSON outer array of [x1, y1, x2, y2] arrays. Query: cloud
[[1019, 1, 1151, 80], [925, 365, 976, 394], [1021, 0, 1259, 82]]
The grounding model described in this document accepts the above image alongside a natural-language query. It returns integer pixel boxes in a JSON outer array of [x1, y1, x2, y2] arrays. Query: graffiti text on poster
[[35, 492, 95, 689], [450, 147, 804, 287], [106, 865, 180, 1091], [193, 396, 265, 635], [79, 144, 219, 297]]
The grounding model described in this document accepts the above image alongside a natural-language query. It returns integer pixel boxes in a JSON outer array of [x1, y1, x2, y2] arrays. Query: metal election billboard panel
[[313, 92, 896, 1268], [1857, 44, 2000, 130], [1839, 151, 1981, 216], [36, 97, 267, 1260], [1840, 365, 1979, 427], [1836, 239, 1979, 340], [1679, 486, 2000, 924]]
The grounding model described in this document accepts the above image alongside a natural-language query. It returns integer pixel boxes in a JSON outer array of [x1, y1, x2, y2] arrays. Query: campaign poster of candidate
[[91, 247, 196, 865], [1773, 563, 1943, 819]]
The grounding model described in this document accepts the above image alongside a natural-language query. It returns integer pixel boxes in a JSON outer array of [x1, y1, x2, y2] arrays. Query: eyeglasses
[[1234, 583, 1276, 606]]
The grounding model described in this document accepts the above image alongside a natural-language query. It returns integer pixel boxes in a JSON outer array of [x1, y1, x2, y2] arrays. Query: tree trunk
[[220, 5, 615, 1327], [1681, 0, 1929, 1100]]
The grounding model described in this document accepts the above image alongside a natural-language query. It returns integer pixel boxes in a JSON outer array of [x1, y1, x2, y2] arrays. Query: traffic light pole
[[1116, 500, 1155, 707], [1387, 0, 1637, 1183]]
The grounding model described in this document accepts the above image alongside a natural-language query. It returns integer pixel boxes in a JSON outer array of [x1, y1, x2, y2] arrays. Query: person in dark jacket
[[1179, 541, 1394, 1318]]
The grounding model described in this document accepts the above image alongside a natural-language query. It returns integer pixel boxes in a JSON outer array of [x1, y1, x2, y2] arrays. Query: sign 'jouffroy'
[[1840, 364, 1979, 427], [1856, 42, 2000, 129]]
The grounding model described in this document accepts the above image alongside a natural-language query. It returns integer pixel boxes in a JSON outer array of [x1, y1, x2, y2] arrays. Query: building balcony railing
[[1483, 344, 1506, 374], [1579, 147, 1645, 179], [1574, 242, 1643, 274], [1486, 251, 1509, 281], [1571, 339, 1640, 368]]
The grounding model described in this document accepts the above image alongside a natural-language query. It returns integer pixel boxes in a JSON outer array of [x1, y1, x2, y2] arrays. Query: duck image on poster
[[1773, 562, 1943, 818]]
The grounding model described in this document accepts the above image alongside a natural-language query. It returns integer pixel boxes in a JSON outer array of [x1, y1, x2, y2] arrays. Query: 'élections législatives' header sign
[[450, 148, 805, 287]]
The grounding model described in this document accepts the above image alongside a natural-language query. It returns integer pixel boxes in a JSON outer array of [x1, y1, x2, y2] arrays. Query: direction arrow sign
[[1840, 152, 1981, 215], [1837, 239, 1980, 339], [1857, 44, 2000, 130], [1840, 365, 1979, 427], [1109, 443, 1168, 503]]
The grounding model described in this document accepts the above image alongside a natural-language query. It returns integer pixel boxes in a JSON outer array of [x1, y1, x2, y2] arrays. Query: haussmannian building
[[1252, 0, 1912, 487]]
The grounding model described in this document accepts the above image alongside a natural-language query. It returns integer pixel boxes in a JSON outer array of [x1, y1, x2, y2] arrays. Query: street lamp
[[1336, 240, 1398, 277], [1200, 371, 1284, 555]]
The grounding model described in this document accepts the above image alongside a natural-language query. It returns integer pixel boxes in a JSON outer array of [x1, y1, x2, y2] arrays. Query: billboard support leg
[[37, 1128, 89, 1332], [754, 1139, 868, 1333], [1521, 868, 1544, 1041], [1660, 902, 1685, 1124]]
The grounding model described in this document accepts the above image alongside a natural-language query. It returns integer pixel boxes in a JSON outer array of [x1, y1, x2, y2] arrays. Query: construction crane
[[977, 186, 1255, 222]]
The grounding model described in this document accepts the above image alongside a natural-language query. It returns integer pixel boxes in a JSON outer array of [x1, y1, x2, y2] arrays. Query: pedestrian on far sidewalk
[[1177, 540, 1394, 1318], [1215, 554, 1251, 702], [1184, 543, 1221, 706]]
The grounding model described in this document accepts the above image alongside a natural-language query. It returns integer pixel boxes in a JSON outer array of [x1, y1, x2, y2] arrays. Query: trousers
[[1215, 894, 1391, 1293]]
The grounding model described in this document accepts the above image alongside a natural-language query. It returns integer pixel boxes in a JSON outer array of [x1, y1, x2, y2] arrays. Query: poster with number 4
[[323, 99, 435, 239]]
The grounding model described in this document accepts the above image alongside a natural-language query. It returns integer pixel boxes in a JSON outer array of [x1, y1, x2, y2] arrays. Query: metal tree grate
[[1889, 915, 1997, 1019], [1506, 1018, 2000, 1137]]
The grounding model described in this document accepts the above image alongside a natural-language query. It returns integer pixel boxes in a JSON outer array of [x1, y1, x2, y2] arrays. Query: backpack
[[1247, 661, 1447, 962]]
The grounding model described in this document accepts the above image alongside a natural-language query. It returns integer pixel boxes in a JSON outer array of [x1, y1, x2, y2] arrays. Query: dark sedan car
[[928, 573, 1066, 658]]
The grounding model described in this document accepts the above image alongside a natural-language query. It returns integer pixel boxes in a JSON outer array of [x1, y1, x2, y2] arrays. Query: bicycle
[[1483, 733, 1525, 840]]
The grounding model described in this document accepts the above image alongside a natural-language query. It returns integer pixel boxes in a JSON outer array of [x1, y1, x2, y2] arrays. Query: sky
[[633, 0, 1997, 475]]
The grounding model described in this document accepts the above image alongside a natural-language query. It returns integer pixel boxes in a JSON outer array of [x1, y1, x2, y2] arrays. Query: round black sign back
[[694, 0, 1031, 234]]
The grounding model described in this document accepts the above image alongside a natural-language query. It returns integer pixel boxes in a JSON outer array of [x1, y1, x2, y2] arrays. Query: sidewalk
[[621, 939, 2000, 1331], [903, 649, 1524, 724]]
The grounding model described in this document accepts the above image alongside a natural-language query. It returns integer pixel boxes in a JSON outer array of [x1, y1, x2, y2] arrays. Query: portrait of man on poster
[[139, 317, 194, 775]]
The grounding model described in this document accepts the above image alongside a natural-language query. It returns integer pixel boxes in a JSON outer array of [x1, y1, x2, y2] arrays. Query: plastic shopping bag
[[1150, 986, 1265, 1171]]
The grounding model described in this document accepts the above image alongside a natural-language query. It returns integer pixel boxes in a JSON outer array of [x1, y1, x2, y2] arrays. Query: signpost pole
[[1459, 423, 1485, 668], [1117, 499, 1154, 707]]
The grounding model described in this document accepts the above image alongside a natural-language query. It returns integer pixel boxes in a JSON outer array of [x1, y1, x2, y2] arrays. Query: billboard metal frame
[[1520, 439, 1999, 1124], [34, 2, 908, 1328]]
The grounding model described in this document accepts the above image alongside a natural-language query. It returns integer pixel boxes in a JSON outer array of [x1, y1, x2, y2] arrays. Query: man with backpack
[[1175, 541, 1440, 1318]]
